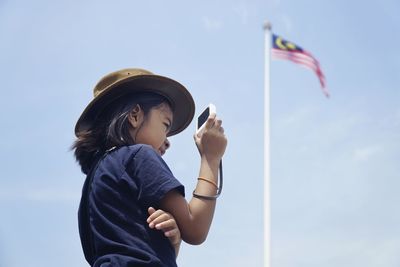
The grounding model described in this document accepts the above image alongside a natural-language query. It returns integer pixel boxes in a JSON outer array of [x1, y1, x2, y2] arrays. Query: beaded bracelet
[[197, 177, 218, 189]]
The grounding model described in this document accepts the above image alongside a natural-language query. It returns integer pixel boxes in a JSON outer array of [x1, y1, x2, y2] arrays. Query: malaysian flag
[[272, 34, 329, 97]]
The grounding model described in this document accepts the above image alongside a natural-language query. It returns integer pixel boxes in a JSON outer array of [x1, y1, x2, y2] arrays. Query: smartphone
[[196, 103, 216, 134]]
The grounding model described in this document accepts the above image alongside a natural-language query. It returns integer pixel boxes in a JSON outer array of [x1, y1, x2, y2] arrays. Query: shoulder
[[132, 144, 159, 158], [106, 144, 171, 173], [97, 145, 173, 181], [129, 145, 172, 173], [122, 144, 163, 165], [106, 144, 156, 164], [94, 145, 154, 175]]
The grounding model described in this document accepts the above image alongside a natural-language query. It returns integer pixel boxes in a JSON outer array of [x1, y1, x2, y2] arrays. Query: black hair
[[72, 92, 171, 174]]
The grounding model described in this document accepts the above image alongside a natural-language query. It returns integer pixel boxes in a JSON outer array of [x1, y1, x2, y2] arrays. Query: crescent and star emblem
[[276, 37, 297, 51]]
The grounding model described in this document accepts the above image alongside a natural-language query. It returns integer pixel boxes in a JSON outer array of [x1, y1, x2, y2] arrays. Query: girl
[[73, 68, 227, 266]]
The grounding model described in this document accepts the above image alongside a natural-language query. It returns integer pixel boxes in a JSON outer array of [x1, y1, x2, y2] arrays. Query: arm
[[149, 114, 227, 245]]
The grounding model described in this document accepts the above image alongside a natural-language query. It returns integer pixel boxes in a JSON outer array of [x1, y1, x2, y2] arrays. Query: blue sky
[[0, 0, 399, 266]]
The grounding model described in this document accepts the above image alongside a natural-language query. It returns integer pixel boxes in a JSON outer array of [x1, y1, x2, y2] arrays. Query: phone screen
[[197, 107, 210, 129]]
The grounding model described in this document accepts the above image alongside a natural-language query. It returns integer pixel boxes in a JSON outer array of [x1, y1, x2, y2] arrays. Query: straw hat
[[75, 68, 195, 137]]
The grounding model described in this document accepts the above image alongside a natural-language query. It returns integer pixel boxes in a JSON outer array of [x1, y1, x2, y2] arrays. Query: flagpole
[[263, 20, 272, 267]]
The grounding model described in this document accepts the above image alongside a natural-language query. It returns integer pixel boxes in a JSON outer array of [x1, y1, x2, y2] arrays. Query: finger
[[147, 209, 164, 224], [155, 218, 176, 230], [147, 208, 163, 221], [219, 126, 224, 134], [213, 119, 222, 128], [150, 213, 171, 228], [164, 228, 179, 238], [148, 207, 156, 216], [205, 114, 216, 130], [152, 213, 171, 225]]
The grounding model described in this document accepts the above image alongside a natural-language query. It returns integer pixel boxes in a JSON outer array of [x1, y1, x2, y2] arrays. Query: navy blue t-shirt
[[78, 144, 185, 267]]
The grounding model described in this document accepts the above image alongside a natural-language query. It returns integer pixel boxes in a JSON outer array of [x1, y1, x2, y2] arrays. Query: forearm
[[160, 114, 226, 245], [183, 156, 220, 244]]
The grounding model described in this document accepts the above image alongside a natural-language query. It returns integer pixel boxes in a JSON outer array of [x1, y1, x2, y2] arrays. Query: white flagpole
[[263, 20, 272, 267]]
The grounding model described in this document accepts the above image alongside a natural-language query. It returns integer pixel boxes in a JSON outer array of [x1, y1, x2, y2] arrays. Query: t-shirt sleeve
[[129, 145, 185, 208]]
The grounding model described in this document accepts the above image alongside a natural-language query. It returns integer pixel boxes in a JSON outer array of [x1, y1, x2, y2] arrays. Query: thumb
[[193, 133, 201, 142], [148, 207, 156, 215]]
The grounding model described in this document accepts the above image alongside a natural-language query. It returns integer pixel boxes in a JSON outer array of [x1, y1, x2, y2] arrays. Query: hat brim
[[75, 74, 195, 137]]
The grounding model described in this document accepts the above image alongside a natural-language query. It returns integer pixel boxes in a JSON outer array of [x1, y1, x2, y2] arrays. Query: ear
[[128, 104, 143, 128]]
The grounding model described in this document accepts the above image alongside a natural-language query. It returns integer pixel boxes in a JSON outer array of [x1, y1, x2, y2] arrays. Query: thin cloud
[[280, 14, 293, 33], [395, 109, 400, 126], [275, 106, 317, 129], [273, 236, 400, 267], [0, 187, 80, 203], [202, 16, 223, 31], [353, 145, 383, 162], [233, 3, 249, 25], [272, 0, 282, 7]]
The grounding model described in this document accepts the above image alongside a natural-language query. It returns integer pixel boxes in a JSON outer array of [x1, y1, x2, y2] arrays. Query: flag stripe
[[272, 50, 326, 84], [272, 54, 326, 84], [272, 54, 328, 94], [272, 51, 320, 72], [272, 50, 322, 72]]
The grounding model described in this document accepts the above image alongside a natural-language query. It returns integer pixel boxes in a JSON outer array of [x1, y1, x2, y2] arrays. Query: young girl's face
[[132, 102, 173, 156]]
